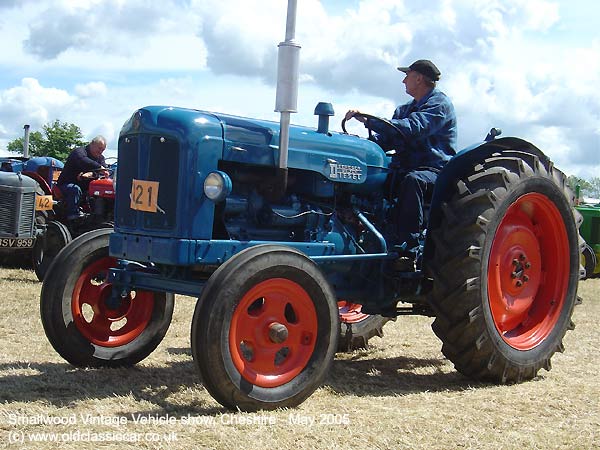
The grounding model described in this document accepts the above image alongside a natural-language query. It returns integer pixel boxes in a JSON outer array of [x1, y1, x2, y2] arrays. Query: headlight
[[203, 171, 232, 202]]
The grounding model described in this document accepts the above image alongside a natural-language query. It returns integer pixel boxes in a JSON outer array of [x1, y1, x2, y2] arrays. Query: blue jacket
[[369, 88, 457, 171], [57, 145, 106, 186]]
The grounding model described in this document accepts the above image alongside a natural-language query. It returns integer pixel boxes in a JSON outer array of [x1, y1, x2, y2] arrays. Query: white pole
[[274, 0, 300, 170], [23, 124, 30, 158]]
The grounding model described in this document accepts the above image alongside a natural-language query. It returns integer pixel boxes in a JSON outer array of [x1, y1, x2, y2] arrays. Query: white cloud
[[75, 81, 107, 98], [0, 78, 77, 136], [0, 0, 598, 178]]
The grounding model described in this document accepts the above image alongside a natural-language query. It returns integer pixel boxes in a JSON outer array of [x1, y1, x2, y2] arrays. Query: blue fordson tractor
[[40, 103, 582, 411], [39, 2, 582, 412]]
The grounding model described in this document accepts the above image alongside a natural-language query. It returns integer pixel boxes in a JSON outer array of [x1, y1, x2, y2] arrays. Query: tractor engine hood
[[215, 112, 388, 185]]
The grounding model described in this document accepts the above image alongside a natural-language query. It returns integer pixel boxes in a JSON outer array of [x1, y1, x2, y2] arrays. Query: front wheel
[[428, 150, 581, 382], [33, 220, 72, 281], [191, 245, 339, 411], [40, 229, 174, 367]]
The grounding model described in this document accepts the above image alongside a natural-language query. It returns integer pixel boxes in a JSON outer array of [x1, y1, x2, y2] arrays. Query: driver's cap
[[397, 60, 441, 81]]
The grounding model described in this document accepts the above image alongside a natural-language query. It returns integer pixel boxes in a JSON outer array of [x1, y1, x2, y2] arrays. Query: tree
[[567, 175, 591, 197], [6, 120, 85, 161], [588, 177, 600, 199], [7, 130, 45, 155]]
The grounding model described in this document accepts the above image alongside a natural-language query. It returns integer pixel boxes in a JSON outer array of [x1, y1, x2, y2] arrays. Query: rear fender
[[424, 137, 552, 266], [22, 171, 52, 194]]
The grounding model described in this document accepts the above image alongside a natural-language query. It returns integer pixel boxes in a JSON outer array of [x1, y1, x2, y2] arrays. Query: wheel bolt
[[523, 275, 529, 282], [512, 259, 519, 266], [525, 262, 531, 269], [519, 254, 526, 261], [268, 322, 289, 344], [516, 280, 523, 287], [511, 272, 517, 278]]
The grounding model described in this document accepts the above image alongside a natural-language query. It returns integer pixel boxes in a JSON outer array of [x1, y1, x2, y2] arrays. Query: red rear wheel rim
[[488, 193, 570, 350], [338, 301, 370, 323], [71, 257, 154, 347], [229, 278, 318, 388]]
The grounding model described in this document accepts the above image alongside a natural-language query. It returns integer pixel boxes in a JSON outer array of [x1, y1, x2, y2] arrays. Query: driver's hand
[[344, 109, 367, 123], [78, 171, 94, 180], [98, 166, 110, 177]]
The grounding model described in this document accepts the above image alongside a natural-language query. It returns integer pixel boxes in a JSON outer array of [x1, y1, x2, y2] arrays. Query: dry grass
[[0, 267, 598, 450]]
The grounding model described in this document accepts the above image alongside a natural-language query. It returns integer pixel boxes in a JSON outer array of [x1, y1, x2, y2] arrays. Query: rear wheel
[[337, 301, 389, 351], [191, 245, 338, 411], [40, 229, 174, 367], [428, 150, 580, 382], [33, 220, 72, 281]]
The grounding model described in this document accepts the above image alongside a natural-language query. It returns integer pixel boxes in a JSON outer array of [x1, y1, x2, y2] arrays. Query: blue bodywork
[[108, 105, 543, 308]]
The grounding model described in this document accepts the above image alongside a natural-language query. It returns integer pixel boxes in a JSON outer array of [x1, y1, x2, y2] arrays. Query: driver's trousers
[[58, 183, 83, 218], [387, 168, 438, 251]]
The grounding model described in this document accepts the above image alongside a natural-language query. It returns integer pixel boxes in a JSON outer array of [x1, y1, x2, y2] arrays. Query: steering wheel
[[88, 166, 113, 180], [341, 112, 407, 143]]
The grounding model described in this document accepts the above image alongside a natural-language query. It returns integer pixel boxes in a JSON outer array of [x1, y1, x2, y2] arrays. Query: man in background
[[57, 135, 108, 220]]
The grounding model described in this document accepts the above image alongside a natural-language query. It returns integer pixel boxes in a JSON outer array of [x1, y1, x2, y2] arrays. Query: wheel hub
[[71, 256, 155, 347], [509, 253, 532, 288], [229, 278, 318, 388], [268, 322, 289, 343]]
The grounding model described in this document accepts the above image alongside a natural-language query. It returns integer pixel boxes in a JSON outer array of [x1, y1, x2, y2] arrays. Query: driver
[[345, 59, 457, 255], [57, 135, 109, 220]]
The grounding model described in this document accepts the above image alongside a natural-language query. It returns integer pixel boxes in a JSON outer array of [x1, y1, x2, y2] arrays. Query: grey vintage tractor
[[0, 155, 116, 280], [0, 156, 71, 279]]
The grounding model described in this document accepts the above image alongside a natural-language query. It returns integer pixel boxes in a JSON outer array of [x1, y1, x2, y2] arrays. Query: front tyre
[[429, 150, 581, 382], [191, 245, 338, 411], [40, 229, 174, 367], [33, 220, 72, 281]]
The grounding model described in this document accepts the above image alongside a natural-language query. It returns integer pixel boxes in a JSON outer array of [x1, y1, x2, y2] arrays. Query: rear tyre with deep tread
[[428, 150, 581, 382], [337, 301, 390, 351]]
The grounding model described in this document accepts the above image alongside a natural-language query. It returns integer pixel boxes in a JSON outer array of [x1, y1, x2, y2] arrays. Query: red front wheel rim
[[229, 278, 318, 388], [488, 193, 570, 350], [71, 257, 154, 347]]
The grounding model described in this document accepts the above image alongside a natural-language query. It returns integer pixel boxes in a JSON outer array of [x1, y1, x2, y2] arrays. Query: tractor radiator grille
[[116, 135, 180, 232], [20, 192, 35, 234], [0, 189, 35, 236]]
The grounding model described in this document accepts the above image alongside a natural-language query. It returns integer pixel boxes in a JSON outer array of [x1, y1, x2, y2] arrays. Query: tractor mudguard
[[424, 137, 556, 265]]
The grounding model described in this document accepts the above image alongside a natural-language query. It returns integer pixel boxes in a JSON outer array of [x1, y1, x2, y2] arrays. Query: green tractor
[[576, 186, 600, 278]]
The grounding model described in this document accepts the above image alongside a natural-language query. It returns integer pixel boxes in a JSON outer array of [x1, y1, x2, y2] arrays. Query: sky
[[0, 0, 598, 179]]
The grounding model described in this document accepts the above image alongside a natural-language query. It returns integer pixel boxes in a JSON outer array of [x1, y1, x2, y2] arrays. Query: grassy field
[[0, 267, 598, 449]]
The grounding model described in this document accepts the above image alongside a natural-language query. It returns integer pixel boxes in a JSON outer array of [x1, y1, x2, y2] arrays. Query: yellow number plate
[[130, 179, 159, 212], [35, 195, 53, 211]]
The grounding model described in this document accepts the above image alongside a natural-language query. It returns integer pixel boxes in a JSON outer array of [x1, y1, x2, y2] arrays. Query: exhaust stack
[[274, 0, 300, 194], [23, 124, 30, 158]]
